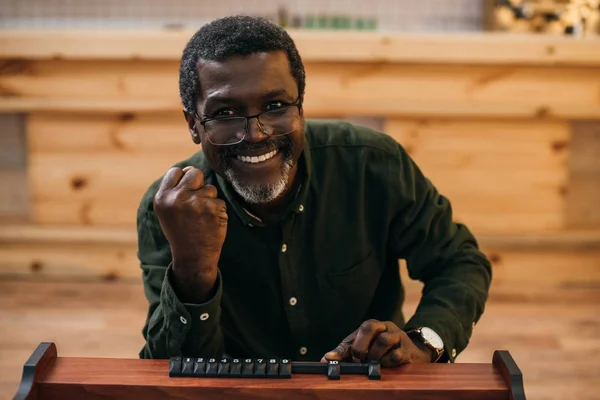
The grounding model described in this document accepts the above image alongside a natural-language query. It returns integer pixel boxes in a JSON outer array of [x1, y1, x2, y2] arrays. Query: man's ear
[[183, 110, 201, 145]]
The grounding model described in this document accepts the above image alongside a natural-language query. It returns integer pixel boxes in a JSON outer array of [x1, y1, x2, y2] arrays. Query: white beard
[[225, 161, 292, 205]]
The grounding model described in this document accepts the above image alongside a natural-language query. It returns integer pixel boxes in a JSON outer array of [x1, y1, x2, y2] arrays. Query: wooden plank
[[479, 248, 600, 290], [0, 242, 139, 280], [0, 225, 136, 245], [2, 60, 600, 118], [1, 30, 600, 66], [385, 118, 570, 234], [0, 170, 29, 223], [1, 238, 598, 289], [2, 237, 599, 289], [28, 115, 571, 232], [305, 62, 600, 119], [27, 112, 194, 153], [566, 121, 600, 229], [26, 113, 193, 226], [0, 113, 26, 168], [31, 199, 139, 227], [28, 152, 186, 199], [1, 225, 599, 290], [3, 225, 599, 249]]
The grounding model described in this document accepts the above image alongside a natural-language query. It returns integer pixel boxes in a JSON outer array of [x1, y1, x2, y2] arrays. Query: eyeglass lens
[[204, 107, 298, 145]]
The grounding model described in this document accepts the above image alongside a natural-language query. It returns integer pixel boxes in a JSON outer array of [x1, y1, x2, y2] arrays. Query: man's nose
[[245, 118, 269, 143]]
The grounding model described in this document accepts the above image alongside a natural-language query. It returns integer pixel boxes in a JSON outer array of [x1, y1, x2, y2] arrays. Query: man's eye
[[215, 108, 235, 117], [265, 101, 285, 111]]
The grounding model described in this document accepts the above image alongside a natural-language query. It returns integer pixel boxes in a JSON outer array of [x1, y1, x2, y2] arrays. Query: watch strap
[[406, 327, 445, 363]]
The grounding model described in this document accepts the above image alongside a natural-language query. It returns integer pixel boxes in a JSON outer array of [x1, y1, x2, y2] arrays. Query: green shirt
[[136, 119, 491, 363]]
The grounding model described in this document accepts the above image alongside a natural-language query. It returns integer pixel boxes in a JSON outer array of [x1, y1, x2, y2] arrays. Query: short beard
[[221, 137, 295, 205]]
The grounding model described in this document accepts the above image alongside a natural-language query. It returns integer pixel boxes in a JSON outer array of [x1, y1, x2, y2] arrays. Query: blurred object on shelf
[[488, 0, 600, 36], [302, 14, 378, 30], [0, 0, 481, 33]]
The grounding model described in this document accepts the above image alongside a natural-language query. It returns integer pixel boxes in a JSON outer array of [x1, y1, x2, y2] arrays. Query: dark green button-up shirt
[[137, 119, 492, 363]]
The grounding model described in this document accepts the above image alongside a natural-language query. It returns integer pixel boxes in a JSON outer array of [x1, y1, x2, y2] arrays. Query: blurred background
[[0, 1, 599, 399]]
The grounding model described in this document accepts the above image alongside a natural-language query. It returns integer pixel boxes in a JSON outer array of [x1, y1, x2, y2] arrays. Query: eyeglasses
[[197, 100, 302, 146]]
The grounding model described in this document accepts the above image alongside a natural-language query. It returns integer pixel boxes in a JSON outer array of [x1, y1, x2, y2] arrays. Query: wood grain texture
[[385, 118, 571, 234], [26, 112, 196, 226], [2, 225, 599, 288], [0, 242, 140, 280], [0, 279, 598, 400], [566, 121, 600, 229], [27, 114, 573, 232], [0, 113, 25, 168], [27, 112, 194, 153], [1, 30, 600, 66], [0, 170, 29, 222], [2, 60, 600, 118], [24, 356, 508, 400]]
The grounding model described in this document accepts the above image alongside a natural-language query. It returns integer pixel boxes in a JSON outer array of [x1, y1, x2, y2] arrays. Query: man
[[137, 15, 491, 366]]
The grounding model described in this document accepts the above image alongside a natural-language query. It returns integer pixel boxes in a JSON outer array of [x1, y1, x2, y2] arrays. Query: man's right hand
[[153, 166, 228, 303]]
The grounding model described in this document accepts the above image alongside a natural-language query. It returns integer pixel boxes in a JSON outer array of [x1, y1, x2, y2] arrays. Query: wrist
[[410, 337, 436, 363], [171, 259, 219, 304], [405, 327, 445, 363]]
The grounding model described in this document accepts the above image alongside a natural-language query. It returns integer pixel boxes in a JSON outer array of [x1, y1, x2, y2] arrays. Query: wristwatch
[[406, 327, 445, 363]]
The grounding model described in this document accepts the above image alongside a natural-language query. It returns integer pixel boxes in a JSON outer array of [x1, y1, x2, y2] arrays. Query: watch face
[[421, 327, 444, 349]]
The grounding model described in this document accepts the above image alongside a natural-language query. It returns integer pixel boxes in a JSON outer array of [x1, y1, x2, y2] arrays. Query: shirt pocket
[[316, 250, 383, 338]]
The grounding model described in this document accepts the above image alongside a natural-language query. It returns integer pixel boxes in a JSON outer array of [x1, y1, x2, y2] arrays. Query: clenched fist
[[153, 166, 228, 303]]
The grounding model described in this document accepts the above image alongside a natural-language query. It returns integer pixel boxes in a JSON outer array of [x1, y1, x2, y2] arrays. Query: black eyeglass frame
[[194, 98, 303, 146]]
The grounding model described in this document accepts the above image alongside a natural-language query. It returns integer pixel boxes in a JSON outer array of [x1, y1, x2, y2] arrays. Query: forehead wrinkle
[[196, 52, 297, 108]]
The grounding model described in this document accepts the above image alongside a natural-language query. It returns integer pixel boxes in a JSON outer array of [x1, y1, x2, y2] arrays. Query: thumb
[[322, 344, 351, 363], [321, 329, 358, 363]]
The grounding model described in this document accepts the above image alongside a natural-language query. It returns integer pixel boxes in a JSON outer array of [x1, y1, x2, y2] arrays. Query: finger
[[366, 328, 402, 362], [323, 330, 358, 362], [352, 319, 387, 361], [157, 167, 184, 195], [380, 346, 410, 368], [196, 184, 218, 199], [323, 343, 352, 362], [182, 166, 194, 173], [176, 167, 205, 190]]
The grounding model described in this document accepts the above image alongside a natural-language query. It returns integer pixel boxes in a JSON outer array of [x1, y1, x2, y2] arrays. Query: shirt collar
[[215, 122, 312, 227]]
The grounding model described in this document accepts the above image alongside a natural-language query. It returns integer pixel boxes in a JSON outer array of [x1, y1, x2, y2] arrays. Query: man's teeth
[[237, 150, 278, 164]]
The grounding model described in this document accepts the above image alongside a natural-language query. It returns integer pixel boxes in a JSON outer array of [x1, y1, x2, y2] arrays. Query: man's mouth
[[235, 149, 279, 164]]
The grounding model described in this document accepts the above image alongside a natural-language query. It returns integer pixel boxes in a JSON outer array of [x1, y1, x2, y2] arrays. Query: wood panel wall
[[0, 30, 599, 286]]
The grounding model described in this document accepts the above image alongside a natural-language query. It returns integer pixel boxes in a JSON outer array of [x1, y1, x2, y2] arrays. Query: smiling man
[[137, 15, 492, 367]]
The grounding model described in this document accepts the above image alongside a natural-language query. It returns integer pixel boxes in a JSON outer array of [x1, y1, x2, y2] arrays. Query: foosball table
[[13, 342, 527, 399]]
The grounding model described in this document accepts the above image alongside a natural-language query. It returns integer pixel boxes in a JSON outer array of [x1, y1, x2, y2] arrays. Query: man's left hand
[[321, 319, 433, 367]]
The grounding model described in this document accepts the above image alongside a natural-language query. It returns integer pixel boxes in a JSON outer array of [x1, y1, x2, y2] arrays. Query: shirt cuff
[[403, 307, 469, 363], [160, 262, 223, 341]]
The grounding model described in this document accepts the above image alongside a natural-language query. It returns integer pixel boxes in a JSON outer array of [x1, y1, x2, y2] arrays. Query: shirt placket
[[278, 204, 310, 360]]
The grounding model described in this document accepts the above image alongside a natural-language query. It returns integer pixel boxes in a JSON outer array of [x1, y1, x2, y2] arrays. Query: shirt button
[[281, 244, 287, 253], [180, 316, 188, 324], [298, 204, 304, 212], [451, 348, 457, 358], [299, 347, 308, 355], [200, 313, 209, 321], [289, 297, 297, 306]]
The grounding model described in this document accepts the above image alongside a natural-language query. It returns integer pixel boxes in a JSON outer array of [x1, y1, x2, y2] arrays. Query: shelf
[[0, 30, 599, 65]]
